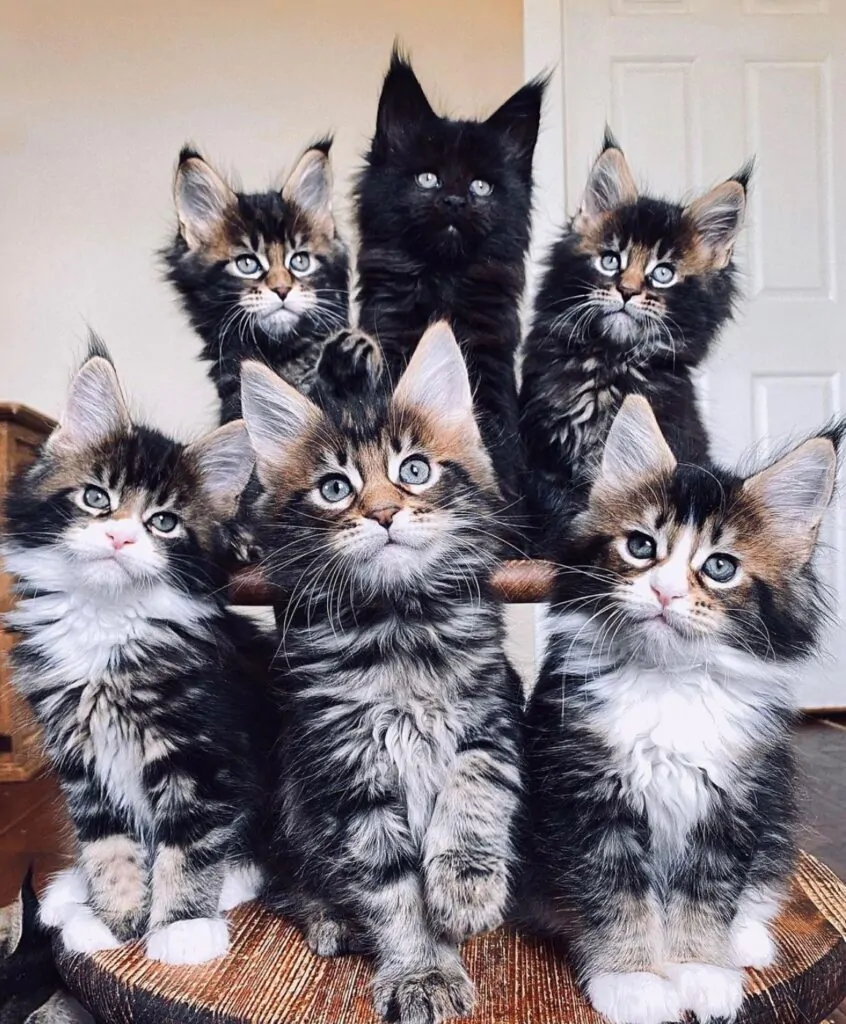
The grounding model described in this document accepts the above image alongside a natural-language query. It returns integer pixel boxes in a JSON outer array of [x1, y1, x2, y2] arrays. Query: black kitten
[[517, 396, 840, 1024], [3, 348, 273, 965], [520, 131, 750, 536], [355, 49, 545, 510], [163, 141, 349, 423]]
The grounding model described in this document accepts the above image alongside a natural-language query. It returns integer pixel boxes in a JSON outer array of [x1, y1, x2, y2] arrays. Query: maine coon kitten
[[163, 140, 350, 423], [520, 131, 750, 532], [240, 323, 523, 1024], [355, 50, 545, 507], [517, 396, 840, 1024], [2, 348, 273, 965]]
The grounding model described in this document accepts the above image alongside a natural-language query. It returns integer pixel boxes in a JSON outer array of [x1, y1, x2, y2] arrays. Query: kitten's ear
[[373, 49, 436, 153], [240, 361, 320, 480], [594, 396, 676, 496], [485, 75, 547, 180], [49, 349, 131, 453], [743, 435, 837, 559], [393, 321, 475, 432], [174, 148, 236, 250], [687, 173, 748, 268], [188, 421, 256, 518], [576, 130, 638, 227], [282, 141, 334, 238]]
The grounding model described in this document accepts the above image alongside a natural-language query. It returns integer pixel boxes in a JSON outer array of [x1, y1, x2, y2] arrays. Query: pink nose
[[106, 530, 135, 551], [651, 582, 684, 608]]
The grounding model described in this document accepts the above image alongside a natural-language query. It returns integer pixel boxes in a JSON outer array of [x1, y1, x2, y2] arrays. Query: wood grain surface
[[57, 851, 846, 1024]]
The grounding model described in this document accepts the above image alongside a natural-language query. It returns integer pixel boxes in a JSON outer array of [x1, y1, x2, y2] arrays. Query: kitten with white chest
[[2, 345, 274, 965], [517, 396, 841, 1024], [240, 323, 524, 1024]]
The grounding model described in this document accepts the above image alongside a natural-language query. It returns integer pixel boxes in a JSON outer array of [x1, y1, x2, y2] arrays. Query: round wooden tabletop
[[57, 851, 846, 1024]]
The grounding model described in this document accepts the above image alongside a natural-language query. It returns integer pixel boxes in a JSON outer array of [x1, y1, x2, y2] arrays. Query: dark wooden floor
[[1, 719, 845, 1021]]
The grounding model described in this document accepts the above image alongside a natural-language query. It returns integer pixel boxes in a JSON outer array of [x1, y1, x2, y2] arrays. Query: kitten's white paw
[[731, 917, 777, 969], [145, 917, 229, 965], [39, 868, 88, 929], [664, 963, 745, 1022], [61, 910, 121, 955], [585, 971, 682, 1024], [218, 862, 264, 912]]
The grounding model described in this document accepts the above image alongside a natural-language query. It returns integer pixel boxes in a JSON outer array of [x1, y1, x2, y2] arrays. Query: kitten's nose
[[367, 504, 400, 528], [651, 581, 685, 609], [105, 529, 135, 551], [272, 284, 291, 300], [442, 194, 466, 210], [618, 284, 640, 303]]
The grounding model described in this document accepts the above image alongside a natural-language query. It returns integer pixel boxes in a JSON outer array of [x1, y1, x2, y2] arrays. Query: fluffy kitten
[[517, 396, 840, 1024], [355, 50, 545, 507], [164, 140, 350, 423], [3, 348, 273, 965], [241, 323, 523, 1024], [520, 131, 750, 532]]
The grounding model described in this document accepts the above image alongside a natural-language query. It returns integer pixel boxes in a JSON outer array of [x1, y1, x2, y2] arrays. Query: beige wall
[[1, 0, 522, 434]]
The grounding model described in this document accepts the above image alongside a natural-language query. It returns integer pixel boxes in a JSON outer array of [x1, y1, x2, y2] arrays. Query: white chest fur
[[584, 665, 770, 849]]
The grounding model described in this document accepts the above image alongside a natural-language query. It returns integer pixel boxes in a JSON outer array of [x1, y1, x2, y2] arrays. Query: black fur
[[355, 49, 546, 511]]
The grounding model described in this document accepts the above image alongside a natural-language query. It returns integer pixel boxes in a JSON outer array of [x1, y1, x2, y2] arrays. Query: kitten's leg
[[570, 816, 679, 1024], [313, 329, 384, 401], [218, 861, 265, 913], [423, 739, 520, 942], [144, 776, 234, 965], [663, 836, 746, 1023], [730, 884, 784, 970], [345, 803, 474, 1024]]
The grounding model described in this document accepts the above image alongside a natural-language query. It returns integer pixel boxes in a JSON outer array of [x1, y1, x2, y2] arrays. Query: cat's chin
[[257, 308, 301, 339]]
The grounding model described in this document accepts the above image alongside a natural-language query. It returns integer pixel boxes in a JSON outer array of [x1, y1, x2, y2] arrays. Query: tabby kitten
[[518, 396, 840, 1024], [356, 49, 545, 507], [163, 140, 350, 422], [241, 323, 523, 1024], [520, 131, 750, 532], [3, 347, 273, 965]]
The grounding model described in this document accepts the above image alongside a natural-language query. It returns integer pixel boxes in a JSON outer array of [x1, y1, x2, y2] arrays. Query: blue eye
[[233, 254, 262, 276], [598, 252, 621, 275], [469, 179, 493, 197], [147, 511, 179, 534], [320, 475, 352, 503], [398, 456, 431, 486], [415, 172, 441, 190], [288, 251, 312, 275], [701, 553, 739, 584], [626, 532, 656, 560], [651, 263, 676, 287], [82, 486, 110, 511]]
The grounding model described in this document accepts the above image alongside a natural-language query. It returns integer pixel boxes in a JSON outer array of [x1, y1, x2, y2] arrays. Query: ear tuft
[[173, 150, 236, 249], [485, 74, 548, 179], [594, 396, 676, 494], [50, 353, 131, 453], [188, 421, 255, 518], [687, 178, 746, 266], [240, 362, 320, 475], [393, 322, 474, 428], [577, 137, 638, 223], [373, 47, 436, 155], [281, 145, 334, 237], [743, 436, 837, 556]]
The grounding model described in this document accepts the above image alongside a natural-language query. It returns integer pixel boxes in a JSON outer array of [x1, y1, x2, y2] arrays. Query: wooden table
[[56, 851, 846, 1024]]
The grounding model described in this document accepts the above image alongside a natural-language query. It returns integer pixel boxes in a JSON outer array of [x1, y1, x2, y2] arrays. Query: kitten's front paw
[[145, 917, 229, 965], [305, 914, 357, 957], [425, 853, 508, 941], [730, 917, 777, 970], [317, 329, 384, 396], [219, 862, 264, 912], [585, 971, 682, 1024], [61, 911, 122, 955], [39, 867, 88, 929], [372, 958, 474, 1024], [664, 963, 745, 1022]]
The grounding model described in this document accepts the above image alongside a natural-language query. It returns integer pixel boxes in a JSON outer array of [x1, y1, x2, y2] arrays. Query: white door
[[524, 0, 846, 708]]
